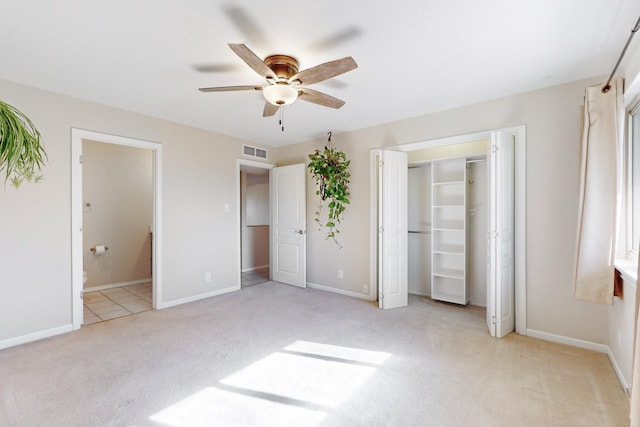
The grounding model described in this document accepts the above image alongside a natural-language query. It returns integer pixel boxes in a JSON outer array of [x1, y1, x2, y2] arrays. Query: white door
[[378, 150, 408, 309], [271, 163, 306, 288], [487, 131, 515, 338]]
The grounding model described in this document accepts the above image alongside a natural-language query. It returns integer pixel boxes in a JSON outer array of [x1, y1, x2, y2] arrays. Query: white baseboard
[[607, 347, 631, 395], [85, 278, 152, 292], [525, 329, 633, 392], [0, 324, 73, 351], [307, 282, 374, 301], [526, 328, 609, 353], [241, 265, 269, 273], [157, 285, 239, 309]]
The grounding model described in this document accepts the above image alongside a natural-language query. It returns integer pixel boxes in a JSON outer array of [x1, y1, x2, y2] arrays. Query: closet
[[407, 151, 487, 306]]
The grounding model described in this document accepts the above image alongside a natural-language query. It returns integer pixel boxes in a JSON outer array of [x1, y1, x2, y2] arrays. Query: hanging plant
[[308, 133, 351, 248], [0, 100, 47, 187]]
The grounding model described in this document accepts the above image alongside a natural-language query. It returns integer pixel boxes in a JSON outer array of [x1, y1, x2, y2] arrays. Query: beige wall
[[82, 140, 153, 288], [0, 78, 273, 343], [0, 71, 628, 347], [276, 75, 609, 344]]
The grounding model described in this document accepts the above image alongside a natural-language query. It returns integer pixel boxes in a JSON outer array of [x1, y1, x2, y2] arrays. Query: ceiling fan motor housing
[[264, 55, 299, 80]]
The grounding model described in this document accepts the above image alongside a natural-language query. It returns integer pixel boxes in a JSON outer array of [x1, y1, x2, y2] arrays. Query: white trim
[[71, 128, 162, 331], [370, 149, 380, 302], [397, 130, 493, 152], [370, 125, 527, 334], [526, 328, 630, 392], [0, 324, 73, 351], [608, 347, 631, 394], [156, 285, 239, 309], [307, 282, 374, 301], [241, 265, 269, 273], [615, 257, 639, 284], [236, 159, 275, 289], [526, 328, 608, 353], [84, 278, 152, 293]]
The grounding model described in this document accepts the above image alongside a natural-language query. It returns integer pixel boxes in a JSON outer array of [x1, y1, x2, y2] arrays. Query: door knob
[[295, 229, 306, 235]]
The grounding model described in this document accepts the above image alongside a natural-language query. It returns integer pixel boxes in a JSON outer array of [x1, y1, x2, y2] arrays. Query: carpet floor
[[0, 281, 629, 426]]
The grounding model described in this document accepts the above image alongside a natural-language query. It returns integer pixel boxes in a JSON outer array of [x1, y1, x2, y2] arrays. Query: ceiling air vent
[[243, 145, 268, 159]]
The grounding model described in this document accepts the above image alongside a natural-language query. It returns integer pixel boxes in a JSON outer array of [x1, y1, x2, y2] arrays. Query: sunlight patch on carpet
[[150, 341, 391, 426], [284, 340, 391, 365], [149, 386, 326, 427]]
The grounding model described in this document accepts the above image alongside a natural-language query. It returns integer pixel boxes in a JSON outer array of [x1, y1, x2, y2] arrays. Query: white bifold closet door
[[378, 150, 408, 309], [486, 131, 515, 338]]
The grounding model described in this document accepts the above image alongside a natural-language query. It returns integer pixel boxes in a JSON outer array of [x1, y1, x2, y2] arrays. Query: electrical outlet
[[205, 272, 212, 282], [337, 269, 343, 279], [363, 284, 369, 293]]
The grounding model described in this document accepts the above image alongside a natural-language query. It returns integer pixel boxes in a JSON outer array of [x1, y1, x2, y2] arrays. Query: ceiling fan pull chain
[[280, 106, 285, 132]]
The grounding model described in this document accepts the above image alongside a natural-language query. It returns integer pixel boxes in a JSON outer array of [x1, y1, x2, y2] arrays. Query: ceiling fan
[[199, 44, 358, 118]]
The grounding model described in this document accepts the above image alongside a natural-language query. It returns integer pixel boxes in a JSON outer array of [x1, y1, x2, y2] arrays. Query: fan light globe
[[263, 83, 298, 106]]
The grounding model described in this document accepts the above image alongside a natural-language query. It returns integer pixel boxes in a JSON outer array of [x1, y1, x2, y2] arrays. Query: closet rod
[[602, 13, 640, 93]]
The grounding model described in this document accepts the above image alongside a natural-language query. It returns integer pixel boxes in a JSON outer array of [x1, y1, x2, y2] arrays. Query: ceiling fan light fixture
[[263, 83, 298, 106]]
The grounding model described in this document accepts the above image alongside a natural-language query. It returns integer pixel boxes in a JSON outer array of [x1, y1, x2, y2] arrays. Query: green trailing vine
[[0, 100, 47, 187], [308, 133, 351, 248]]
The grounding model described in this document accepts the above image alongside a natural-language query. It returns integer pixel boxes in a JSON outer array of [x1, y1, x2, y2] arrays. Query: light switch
[[224, 203, 230, 213]]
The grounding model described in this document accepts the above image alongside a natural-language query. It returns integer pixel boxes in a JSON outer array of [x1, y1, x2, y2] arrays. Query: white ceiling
[[0, 1, 637, 147]]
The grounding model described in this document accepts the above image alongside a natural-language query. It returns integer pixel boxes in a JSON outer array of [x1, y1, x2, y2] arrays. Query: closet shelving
[[431, 158, 468, 304]]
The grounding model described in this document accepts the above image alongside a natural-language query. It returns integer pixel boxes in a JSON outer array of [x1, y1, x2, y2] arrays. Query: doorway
[[237, 159, 274, 288], [407, 157, 488, 306], [81, 140, 153, 324], [71, 129, 162, 330], [240, 167, 270, 287], [371, 126, 527, 335]]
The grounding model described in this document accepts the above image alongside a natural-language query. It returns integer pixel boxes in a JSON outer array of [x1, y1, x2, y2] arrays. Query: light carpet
[[0, 281, 629, 426]]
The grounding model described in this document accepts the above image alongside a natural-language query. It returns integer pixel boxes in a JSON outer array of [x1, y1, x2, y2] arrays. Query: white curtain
[[573, 78, 623, 304]]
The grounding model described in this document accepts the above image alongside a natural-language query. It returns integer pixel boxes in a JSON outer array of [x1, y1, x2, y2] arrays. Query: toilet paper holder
[[90, 245, 109, 253]]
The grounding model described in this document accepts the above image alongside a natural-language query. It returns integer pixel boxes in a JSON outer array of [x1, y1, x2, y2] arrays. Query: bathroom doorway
[[81, 140, 153, 324], [237, 159, 274, 288], [71, 129, 162, 330]]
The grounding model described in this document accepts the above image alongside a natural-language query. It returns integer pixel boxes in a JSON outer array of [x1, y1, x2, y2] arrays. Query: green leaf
[[307, 143, 351, 247], [0, 100, 47, 187]]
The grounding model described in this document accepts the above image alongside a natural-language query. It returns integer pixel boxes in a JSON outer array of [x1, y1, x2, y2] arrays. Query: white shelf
[[433, 181, 465, 186], [433, 269, 464, 279], [433, 249, 463, 255], [431, 158, 468, 305]]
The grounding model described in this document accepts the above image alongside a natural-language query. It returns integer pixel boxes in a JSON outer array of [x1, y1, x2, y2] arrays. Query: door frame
[[369, 125, 527, 334], [236, 159, 275, 288], [71, 128, 162, 330]]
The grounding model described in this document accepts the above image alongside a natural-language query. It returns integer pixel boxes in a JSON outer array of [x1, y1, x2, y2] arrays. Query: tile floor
[[241, 267, 269, 287], [83, 282, 152, 325]]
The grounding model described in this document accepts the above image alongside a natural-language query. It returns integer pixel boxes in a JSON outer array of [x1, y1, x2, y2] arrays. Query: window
[[629, 105, 640, 253]]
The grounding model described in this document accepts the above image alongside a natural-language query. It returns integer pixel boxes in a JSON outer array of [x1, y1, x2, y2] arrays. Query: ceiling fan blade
[[198, 85, 261, 92], [291, 57, 357, 85], [223, 6, 271, 50], [228, 44, 276, 80], [263, 101, 280, 117], [307, 27, 362, 51], [193, 63, 243, 73], [299, 88, 346, 109]]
